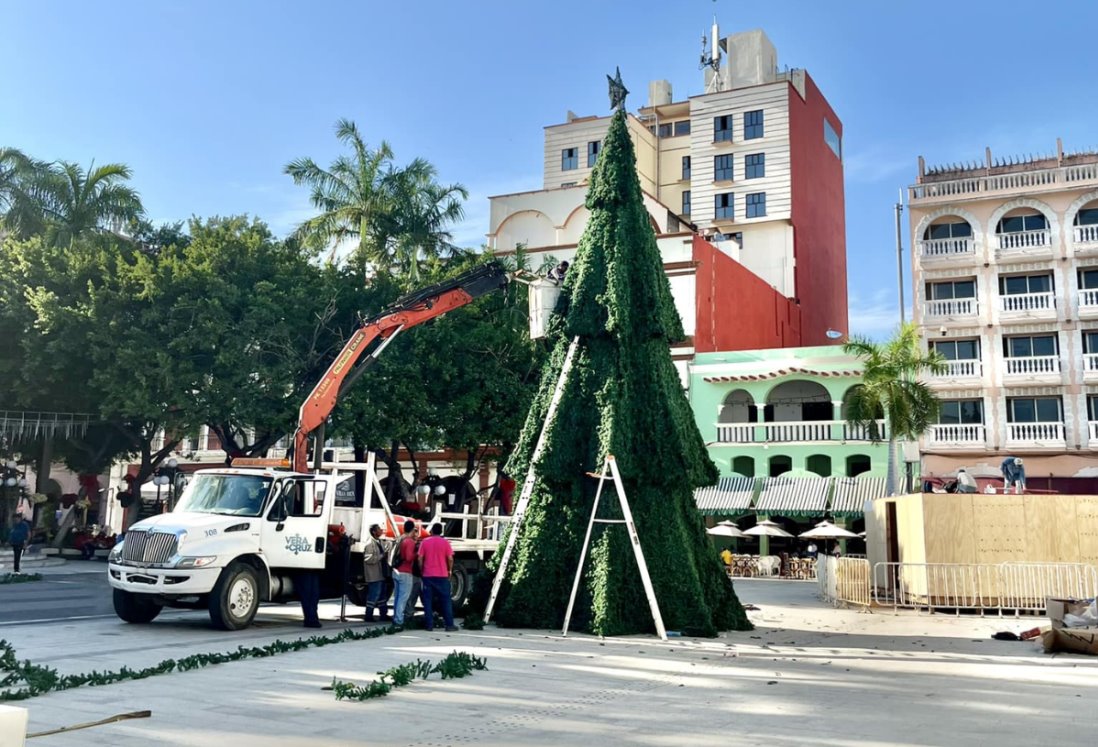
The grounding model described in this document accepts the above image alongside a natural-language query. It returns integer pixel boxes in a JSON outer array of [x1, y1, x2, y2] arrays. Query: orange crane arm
[[291, 262, 509, 472]]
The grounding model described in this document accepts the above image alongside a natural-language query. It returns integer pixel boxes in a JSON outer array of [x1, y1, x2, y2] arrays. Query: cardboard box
[[1042, 598, 1098, 656]]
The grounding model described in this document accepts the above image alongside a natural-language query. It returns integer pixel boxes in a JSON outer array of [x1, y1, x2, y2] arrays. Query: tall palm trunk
[[884, 434, 897, 496]]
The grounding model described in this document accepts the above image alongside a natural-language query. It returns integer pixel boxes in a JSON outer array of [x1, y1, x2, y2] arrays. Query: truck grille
[[122, 530, 179, 565]]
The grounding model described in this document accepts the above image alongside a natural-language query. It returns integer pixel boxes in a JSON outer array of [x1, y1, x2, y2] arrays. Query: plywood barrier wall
[[868, 494, 1098, 567]]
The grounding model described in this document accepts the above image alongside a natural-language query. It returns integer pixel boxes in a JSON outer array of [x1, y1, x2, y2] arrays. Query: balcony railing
[[927, 424, 986, 445], [1074, 224, 1098, 245], [997, 229, 1050, 251], [910, 162, 1098, 202], [1085, 353, 1098, 372], [714, 419, 887, 444], [925, 298, 977, 318], [1080, 288, 1098, 309], [999, 292, 1053, 313], [919, 237, 972, 258], [933, 359, 981, 378], [1090, 421, 1098, 442], [1007, 422, 1065, 443], [1004, 356, 1060, 376]]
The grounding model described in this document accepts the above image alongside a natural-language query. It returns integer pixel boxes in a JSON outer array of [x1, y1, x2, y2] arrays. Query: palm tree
[[284, 119, 468, 273], [0, 147, 50, 237], [38, 161, 144, 245], [843, 322, 947, 495]]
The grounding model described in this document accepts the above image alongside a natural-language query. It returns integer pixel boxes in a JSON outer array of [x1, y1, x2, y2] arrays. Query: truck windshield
[[174, 474, 273, 517]]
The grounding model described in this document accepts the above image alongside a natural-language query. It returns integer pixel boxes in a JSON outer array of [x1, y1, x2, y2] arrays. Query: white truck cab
[[108, 459, 508, 630]]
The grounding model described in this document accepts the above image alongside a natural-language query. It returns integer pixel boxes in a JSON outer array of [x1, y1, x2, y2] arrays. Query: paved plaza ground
[[2, 572, 1096, 746]]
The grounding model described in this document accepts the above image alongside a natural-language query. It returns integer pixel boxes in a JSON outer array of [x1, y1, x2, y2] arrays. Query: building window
[[769, 455, 792, 477], [823, 118, 841, 159], [1007, 397, 1062, 423], [681, 190, 691, 216], [1003, 334, 1058, 358], [745, 192, 766, 218], [657, 123, 673, 138], [1077, 208, 1098, 226], [682, 156, 691, 180], [999, 273, 1052, 295], [927, 279, 976, 300], [1079, 269, 1098, 290], [587, 141, 600, 167], [1088, 394, 1098, 421], [714, 115, 733, 142], [932, 339, 980, 361], [939, 399, 983, 424], [732, 455, 755, 477], [744, 110, 764, 139], [925, 221, 972, 239], [997, 213, 1048, 234], [673, 120, 691, 137], [714, 193, 734, 220], [561, 182, 577, 188], [714, 154, 734, 181], [846, 455, 871, 477], [561, 147, 578, 171], [745, 153, 765, 179], [1083, 330, 1098, 354]]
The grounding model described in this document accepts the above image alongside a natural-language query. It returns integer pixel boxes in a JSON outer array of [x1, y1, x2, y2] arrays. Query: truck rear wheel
[[209, 562, 260, 630], [113, 589, 163, 624], [450, 564, 470, 612]]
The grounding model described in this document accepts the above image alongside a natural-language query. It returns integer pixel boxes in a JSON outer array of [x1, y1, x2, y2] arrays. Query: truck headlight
[[175, 556, 217, 569], [109, 542, 124, 561]]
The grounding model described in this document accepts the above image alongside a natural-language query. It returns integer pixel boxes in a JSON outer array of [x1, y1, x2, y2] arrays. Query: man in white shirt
[[956, 469, 978, 494]]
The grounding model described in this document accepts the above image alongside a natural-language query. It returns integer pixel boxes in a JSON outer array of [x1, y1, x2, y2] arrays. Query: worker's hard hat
[[1014, 457, 1024, 465]]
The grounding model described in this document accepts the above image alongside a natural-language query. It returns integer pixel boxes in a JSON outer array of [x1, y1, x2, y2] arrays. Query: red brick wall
[[692, 235, 801, 352], [788, 73, 848, 345]]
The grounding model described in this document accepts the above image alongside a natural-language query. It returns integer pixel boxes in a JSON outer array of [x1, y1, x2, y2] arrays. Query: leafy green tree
[[284, 119, 466, 274], [490, 106, 750, 636], [843, 322, 946, 495], [38, 161, 143, 246]]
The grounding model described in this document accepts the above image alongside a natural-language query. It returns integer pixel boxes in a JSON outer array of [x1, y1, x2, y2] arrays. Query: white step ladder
[[484, 336, 580, 624], [562, 455, 667, 641]]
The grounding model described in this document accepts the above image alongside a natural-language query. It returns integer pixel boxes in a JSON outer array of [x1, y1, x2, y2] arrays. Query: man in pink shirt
[[418, 523, 458, 632]]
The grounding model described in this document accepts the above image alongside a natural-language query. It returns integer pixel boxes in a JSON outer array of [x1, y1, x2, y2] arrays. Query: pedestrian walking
[[418, 523, 458, 632], [9, 512, 31, 574], [390, 519, 418, 631], [362, 524, 390, 622]]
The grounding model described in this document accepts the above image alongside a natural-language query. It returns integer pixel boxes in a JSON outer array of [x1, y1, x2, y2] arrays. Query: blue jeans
[[392, 570, 414, 625], [421, 576, 453, 630], [364, 580, 388, 619]]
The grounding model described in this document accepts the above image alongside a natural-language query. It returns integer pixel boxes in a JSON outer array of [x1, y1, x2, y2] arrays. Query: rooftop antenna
[[700, 12, 722, 93]]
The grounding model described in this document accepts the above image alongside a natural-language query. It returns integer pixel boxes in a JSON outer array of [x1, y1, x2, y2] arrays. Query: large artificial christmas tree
[[491, 73, 751, 636]]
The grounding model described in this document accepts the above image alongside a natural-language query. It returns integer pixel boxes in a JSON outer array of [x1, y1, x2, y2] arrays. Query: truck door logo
[[285, 534, 312, 555]]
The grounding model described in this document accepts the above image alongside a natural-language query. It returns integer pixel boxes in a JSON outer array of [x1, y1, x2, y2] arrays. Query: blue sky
[[3, 0, 1098, 337]]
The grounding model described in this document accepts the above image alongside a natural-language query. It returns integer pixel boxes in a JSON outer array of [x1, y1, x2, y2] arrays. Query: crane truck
[[107, 262, 513, 630]]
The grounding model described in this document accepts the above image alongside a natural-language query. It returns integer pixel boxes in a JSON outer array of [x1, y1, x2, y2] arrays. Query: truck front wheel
[[209, 562, 260, 630], [113, 589, 163, 624]]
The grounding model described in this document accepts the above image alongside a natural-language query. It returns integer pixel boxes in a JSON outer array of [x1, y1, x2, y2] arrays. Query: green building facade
[[688, 346, 891, 542]]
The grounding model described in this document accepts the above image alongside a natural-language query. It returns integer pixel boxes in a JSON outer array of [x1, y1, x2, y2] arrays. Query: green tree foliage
[[37, 161, 144, 246], [490, 108, 750, 636], [843, 322, 946, 495], [284, 119, 466, 275]]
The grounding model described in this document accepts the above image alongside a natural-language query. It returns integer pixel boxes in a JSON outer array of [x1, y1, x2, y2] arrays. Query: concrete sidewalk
[[6, 580, 1098, 746]]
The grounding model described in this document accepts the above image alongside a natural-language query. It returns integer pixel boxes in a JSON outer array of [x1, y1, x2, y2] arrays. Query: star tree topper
[[607, 67, 629, 111]]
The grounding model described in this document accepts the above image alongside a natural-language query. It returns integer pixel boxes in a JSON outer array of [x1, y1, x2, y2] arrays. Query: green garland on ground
[[0, 624, 410, 702], [0, 573, 42, 585], [491, 101, 752, 637], [330, 651, 487, 701]]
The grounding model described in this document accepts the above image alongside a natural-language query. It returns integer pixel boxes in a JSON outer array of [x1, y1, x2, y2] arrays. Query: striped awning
[[830, 476, 887, 516], [702, 366, 861, 383], [694, 477, 757, 514], [755, 476, 831, 515]]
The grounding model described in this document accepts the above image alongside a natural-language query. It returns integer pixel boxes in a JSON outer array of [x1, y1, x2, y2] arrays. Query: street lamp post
[[152, 457, 181, 513]]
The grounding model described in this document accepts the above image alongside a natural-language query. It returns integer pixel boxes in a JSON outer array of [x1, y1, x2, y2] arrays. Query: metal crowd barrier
[[816, 556, 871, 608], [869, 562, 1098, 616]]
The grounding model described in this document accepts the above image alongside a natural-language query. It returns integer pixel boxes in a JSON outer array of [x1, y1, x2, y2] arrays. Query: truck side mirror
[[268, 484, 291, 525]]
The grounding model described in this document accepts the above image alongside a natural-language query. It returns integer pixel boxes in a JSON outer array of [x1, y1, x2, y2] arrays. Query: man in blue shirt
[[9, 512, 31, 574], [1001, 457, 1026, 494]]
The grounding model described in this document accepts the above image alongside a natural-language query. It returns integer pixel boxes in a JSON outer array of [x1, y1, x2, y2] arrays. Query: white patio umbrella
[[798, 520, 858, 539], [707, 524, 746, 538], [742, 519, 793, 538]]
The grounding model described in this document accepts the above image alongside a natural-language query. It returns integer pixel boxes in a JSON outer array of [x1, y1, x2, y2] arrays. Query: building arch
[[718, 389, 756, 423], [1065, 189, 1098, 237], [913, 205, 984, 247], [987, 197, 1059, 243], [768, 455, 792, 477], [493, 209, 557, 249], [806, 454, 833, 477], [764, 380, 833, 422], [732, 455, 755, 477], [846, 454, 872, 477]]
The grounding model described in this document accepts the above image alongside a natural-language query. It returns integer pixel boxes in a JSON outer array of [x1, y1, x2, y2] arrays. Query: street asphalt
[[0, 566, 115, 625]]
